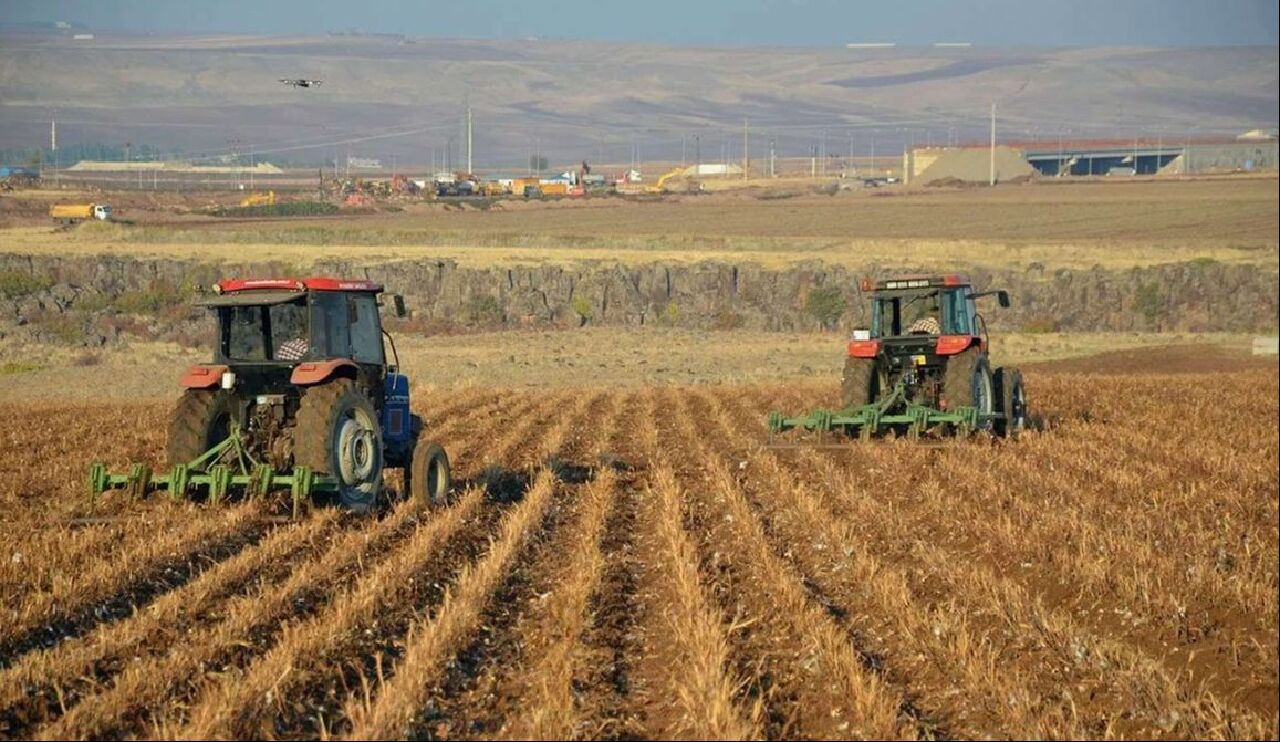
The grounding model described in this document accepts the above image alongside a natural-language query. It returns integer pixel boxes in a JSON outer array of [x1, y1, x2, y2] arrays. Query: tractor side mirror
[[392, 294, 407, 317], [997, 290, 1011, 308]]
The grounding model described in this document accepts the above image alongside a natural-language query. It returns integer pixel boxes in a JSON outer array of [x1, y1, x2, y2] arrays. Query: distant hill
[[0, 33, 1275, 167]]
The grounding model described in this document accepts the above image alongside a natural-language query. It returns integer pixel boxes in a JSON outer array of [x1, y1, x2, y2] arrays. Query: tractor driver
[[273, 301, 310, 361], [905, 293, 942, 335]]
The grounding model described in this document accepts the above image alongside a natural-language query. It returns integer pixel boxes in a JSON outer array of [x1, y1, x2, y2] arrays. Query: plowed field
[[1, 366, 1276, 739]]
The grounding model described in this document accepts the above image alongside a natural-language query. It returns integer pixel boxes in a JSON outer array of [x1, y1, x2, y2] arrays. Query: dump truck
[[767, 273, 1028, 443], [89, 277, 451, 515], [50, 203, 112, 223]]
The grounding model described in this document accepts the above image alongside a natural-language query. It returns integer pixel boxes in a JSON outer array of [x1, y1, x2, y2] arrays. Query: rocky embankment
[[1, 254, 1275, 348]]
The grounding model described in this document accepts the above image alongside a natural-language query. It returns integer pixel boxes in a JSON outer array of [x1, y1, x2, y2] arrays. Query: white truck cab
[[93, 204, 113, 220]]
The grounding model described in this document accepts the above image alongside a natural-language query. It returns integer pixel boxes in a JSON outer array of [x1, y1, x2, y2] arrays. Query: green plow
[[88, 426, 337, 518], [766, 381, 997, 448]]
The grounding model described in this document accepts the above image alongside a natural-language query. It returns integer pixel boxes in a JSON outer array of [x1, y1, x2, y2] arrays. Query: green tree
[[806, 285, 845, 330]]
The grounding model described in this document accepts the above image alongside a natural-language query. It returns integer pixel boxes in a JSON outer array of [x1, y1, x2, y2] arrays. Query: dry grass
[[0, 330, 1260, 402], [0, 356, 1275, 740]]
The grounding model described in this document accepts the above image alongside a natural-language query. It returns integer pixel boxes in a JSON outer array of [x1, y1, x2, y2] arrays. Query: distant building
[[686, 163, 743, 177], [904, 138, 1278, 183], [346, 157, 382, 169]]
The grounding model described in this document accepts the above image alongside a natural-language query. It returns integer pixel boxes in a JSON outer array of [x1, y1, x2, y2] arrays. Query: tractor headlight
[[220, 371, 236, 390]]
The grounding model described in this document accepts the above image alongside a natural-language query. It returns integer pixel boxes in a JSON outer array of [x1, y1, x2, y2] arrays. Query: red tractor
[[769, 273, 1028, 441], [90, 277, 450, 514]]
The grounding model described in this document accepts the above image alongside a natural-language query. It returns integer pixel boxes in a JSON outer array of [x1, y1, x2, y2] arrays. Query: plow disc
[[88, 427, 337, 518]]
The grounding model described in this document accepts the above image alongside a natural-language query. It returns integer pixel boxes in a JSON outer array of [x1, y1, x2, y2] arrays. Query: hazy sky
[[2, 0, 1277, 46]]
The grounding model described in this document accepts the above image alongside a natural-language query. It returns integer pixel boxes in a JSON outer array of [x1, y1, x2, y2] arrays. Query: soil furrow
[[0, 502, 268, 667], [167, 388, 578, 739], [0, 509, 342, 734], [392, 391, 616, 739]]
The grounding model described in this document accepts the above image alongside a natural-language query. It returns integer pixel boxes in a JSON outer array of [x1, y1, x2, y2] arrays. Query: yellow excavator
[[645, 167, 685, 194], [239, 190, 276, 208]]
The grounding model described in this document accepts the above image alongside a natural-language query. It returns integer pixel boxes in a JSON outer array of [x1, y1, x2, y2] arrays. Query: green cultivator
[[89, 425, 338, 518], [766, 380, 1003, 447]]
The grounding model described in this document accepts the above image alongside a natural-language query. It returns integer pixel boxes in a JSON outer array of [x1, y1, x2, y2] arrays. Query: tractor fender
[[290, 359, 358, 386], [179, 364, 229, 389]]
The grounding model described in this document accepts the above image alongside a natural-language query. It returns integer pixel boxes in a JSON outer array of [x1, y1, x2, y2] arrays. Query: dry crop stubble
[[626, 387, 763, 739], [725, 374, 1277, 738], [365, 390, 615, 738], [0, 508, 341, 731], [386, 391, 625, 739], [665, 387, 916, 739], [0, 359, 1275, 740]]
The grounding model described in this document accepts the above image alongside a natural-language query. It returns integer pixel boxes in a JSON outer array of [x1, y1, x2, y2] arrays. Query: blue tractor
[[89, 277, 450, 515]]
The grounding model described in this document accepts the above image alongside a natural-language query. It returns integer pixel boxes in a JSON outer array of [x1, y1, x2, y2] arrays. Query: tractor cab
[[851, 274, 1011, 370], [204, 278, 391, 368]]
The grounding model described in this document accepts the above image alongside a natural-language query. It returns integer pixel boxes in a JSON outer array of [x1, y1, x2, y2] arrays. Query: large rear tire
[[167, 390, 234, 469], [408, 439, 451, 509], [942, 348, 994, 430], [841, 356, 882, 409], [295, 379, 384, 513], [994, 367, 1027, 439]]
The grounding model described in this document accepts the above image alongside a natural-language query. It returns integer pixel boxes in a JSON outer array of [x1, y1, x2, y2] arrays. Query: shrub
[[805, 285, 845, 330], [659, 301, 681, 326], [570, 295, 594, 326], [465, 294, 503, 325], [0, 271, 53, 298]]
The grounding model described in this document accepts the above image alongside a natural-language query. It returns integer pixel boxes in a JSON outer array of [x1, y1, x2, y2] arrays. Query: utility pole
[[694, 134, 701, 175], [819, 129, 826, 176], [50, 116, 58, 188], [465, 104, 473, 174], [768, 137, 776, 178], [988, 102, 996, 187], [742, 118, 749, 179]]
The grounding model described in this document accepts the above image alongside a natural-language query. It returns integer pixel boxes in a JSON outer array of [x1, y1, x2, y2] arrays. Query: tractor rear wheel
[[408, 439, 451, 508], [841, 357, 882, 408], [942, 348, 994, 430], [295, 379, 384, 513], [994, 367, 1027, 439], [167, 390, 234, 469]]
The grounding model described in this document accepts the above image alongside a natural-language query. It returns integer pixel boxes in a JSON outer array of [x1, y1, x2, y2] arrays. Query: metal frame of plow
[[765, 381, 1001, 447], [88, 427, 338, 519]]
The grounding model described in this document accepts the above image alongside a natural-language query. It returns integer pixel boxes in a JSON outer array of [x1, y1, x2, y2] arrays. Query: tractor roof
[[214, 278, 383, 295], [870, 274, 972, 291]]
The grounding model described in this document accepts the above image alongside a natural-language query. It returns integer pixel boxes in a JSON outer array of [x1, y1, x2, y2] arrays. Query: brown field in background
[[1, 355, 1276, 739], [2, 177, 1276, 270]]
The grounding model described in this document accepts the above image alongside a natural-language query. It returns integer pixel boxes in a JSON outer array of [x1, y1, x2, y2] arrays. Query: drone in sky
[[279, 79, 323, 88]]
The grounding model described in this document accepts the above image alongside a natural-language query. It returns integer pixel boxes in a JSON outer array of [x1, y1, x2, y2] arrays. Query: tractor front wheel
[[994, 367, 1027, 439], [295, 379, 384, 513], [408, 439, 451, 509], [167, 390, 234, 469]]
